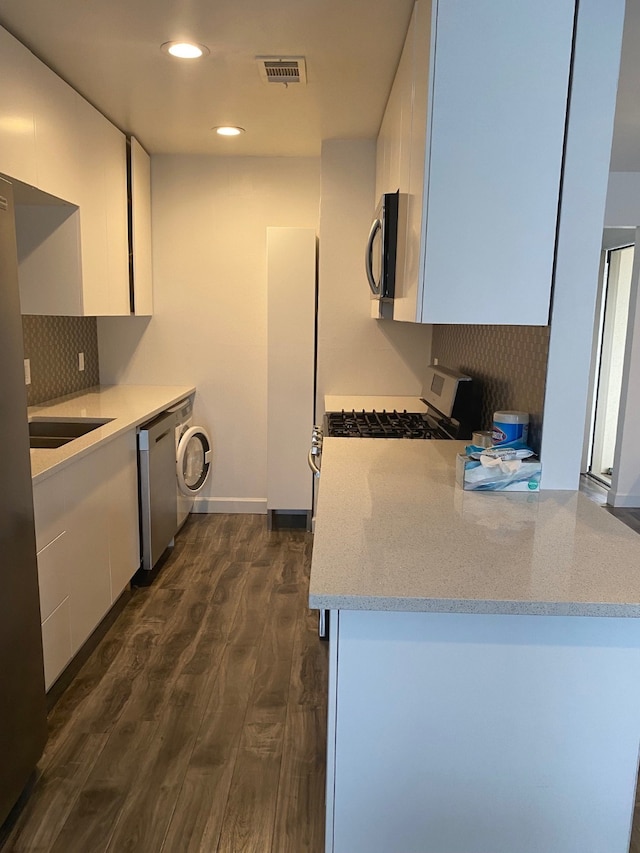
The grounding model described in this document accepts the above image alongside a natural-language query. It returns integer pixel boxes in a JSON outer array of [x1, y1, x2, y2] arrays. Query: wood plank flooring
[[1, 514, 327, 853]]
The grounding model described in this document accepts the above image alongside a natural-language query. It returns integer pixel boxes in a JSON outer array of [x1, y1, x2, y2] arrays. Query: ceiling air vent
[[257, 56, 307, 86]]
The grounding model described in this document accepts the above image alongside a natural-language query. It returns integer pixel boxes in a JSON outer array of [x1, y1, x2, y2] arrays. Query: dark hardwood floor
[[1, 514, 327, 853], [6, 504, 640, 852]]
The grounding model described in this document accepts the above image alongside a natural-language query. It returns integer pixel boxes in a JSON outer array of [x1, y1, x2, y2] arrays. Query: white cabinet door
[[32, 469, 67, 553], [33, 470, 72, 690], [36, 533, 70, 623], [419, 0, 574, 324], [32, 60, 82, 205], [393, 0, 434, 322], [0, 28, 37, 186], [0, 24, 130, 317], [41, 599, 73, 691], [375, 7, 415, 203], [104, 431, 141, 599], [76, 100, 129, 316], [382, 0, 574, 325], [64, 452, 112, 651], [130, 137, 154, 316], [267, 227, 316, 513], [103, 123, 130, 316]]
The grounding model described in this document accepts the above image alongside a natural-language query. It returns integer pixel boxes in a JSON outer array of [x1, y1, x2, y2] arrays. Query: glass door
[[588, 244, 634, 486]]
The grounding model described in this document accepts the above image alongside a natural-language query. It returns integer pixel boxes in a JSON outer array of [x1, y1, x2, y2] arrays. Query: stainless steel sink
[[28, 418, 113, 449]]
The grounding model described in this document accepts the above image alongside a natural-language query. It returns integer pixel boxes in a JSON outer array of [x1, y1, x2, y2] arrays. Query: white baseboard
[[192, 497, 268, 514], [607, 491, 640, 508]]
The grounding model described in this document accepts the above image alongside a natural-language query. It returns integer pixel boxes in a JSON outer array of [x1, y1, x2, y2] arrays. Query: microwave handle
[[365, 218, 382, 295]]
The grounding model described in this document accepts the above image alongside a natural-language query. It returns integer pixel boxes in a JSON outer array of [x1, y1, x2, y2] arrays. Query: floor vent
[[257, 56, 307, 85]]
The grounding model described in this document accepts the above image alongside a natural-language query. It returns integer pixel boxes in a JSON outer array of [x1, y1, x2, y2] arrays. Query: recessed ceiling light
[[214, 126, 245, 137], [161, 41, 210, 59]]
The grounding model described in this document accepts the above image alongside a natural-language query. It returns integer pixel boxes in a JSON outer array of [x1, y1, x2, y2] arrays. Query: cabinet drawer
[[41, 598, 72, 691], [37, 531, 69, 622], [32, 473, 66, 553]]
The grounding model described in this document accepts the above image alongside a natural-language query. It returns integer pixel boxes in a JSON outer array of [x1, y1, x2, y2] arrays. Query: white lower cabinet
[[63, 449, 113, 652], [40, 599, 73, 692], [103, 432, 141, 600], [36, 532, 70, 624], [32, 431, 140, 690]]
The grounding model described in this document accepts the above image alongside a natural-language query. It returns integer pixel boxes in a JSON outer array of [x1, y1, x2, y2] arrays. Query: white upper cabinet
[[31, 60, 84, 205], [375, 19, 414, 203], [75, 100, 129, 316], [0, 25, 130, 316], [0, 28, 37, 186], [380, 0, 575, 325], [129, 137, 154, 316]]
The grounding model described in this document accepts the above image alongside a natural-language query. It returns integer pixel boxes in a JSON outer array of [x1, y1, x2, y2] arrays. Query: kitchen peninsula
[[310, 439, 640, 853]]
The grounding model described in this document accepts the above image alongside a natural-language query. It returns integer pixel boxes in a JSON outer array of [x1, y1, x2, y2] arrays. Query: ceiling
[[0, 0, 414, 157], [0, 0, 637, 165]]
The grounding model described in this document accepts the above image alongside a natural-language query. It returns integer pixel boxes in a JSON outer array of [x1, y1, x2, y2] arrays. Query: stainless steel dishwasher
[[138, 409, 178, 572]]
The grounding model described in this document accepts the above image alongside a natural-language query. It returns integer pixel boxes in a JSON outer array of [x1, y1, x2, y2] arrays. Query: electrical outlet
[[24, 358, 31, 386], [78, 352, 85, 372]]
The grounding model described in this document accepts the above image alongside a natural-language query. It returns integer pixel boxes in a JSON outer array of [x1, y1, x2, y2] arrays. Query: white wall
[[316, 138, 431, 417], [599, 176, 640, 506], [98, 155, 320, 512], [540, 0, 626, 489], [605, 172, 640, 227], [611, 226, 640, 506]]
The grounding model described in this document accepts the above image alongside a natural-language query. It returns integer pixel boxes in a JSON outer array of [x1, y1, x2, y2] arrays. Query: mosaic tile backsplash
[[21, 315, 100, 406], [431, 324, 550, 453]]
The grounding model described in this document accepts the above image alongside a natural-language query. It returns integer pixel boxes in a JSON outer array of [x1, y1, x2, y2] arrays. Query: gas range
[[310, 366, 479, 480], [324, 409, 451, 439]]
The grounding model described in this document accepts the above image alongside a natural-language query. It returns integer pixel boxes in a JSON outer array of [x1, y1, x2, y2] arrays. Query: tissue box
[[456, 453, 542, 491]]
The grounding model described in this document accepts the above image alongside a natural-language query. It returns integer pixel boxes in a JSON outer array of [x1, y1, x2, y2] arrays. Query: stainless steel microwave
[[365, 190, 399, 300]]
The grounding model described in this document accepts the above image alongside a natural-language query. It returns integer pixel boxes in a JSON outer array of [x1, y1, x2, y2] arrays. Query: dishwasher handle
[[155, 428, 171, 444]]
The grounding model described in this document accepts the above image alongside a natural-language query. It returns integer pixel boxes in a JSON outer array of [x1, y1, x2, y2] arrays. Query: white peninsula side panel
[[328, 609, 640, 853]]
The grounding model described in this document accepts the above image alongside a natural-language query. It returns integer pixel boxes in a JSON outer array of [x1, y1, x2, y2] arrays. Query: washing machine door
[[176, 426, 212, 495]]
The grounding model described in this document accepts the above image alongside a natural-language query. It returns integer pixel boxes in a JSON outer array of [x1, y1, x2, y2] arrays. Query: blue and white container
[[491, 411, 529, 446]]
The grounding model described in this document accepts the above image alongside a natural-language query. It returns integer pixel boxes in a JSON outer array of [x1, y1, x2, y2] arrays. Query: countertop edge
[[308, 439, 640, 618], [308, 593, 640, 618], [29, 384, 196, 485]]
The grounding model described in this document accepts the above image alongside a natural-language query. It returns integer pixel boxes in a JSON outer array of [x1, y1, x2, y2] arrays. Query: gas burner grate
[[325, 410, 445, 439]]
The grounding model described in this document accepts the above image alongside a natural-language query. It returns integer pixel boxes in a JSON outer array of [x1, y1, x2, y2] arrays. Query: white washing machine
[[170, 397, 212, 529]]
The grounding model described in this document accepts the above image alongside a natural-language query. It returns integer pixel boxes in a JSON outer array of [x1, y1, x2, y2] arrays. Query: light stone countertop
[[29, 384, 195, 484], [309, 438, 640, 617]]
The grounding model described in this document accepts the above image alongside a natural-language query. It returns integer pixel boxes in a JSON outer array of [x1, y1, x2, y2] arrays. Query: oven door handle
[[308, 449, 321, 477]]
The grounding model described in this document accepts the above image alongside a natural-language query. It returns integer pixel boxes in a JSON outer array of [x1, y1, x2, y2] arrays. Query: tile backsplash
[[431, 324, 550, 452], [22, 315, 100, 406]]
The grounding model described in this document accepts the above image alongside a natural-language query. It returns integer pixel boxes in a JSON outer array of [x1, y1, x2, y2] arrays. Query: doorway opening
[[587, 243, 634, 487]]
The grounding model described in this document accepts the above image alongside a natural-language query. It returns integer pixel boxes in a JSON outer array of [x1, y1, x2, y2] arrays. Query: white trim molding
[[193, 497, 268, 514]]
